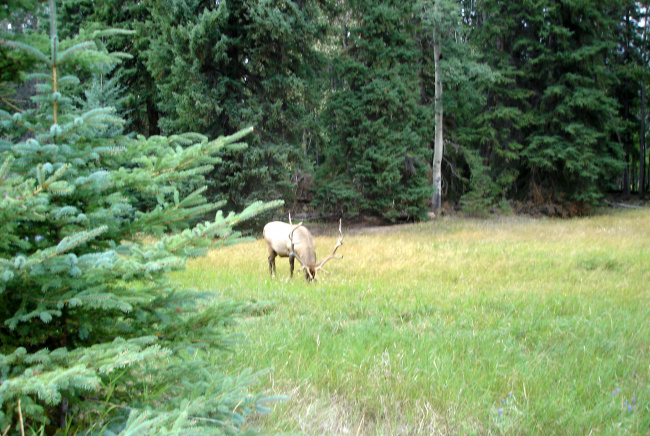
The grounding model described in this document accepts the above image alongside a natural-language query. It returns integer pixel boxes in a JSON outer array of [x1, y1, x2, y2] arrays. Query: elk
[[263, 215, 343, 281]]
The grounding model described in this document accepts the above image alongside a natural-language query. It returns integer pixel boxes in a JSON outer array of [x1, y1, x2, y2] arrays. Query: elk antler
[[287, 213, 314, 280], [315, 219, 343, 273]]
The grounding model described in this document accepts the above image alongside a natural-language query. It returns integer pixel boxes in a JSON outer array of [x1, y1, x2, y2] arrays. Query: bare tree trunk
[[60, 397, 68, 429], [432, 33, 443, 216]]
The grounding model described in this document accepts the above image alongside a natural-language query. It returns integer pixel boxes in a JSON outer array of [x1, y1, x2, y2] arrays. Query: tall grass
[[173, 210, 649, 434]]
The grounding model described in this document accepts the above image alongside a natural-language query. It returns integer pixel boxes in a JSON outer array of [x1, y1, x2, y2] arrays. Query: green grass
[[173, 209, 650, 434]]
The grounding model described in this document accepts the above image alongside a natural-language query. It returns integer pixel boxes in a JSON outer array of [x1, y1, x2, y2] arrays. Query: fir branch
[[11, 290, 120, 308], [25, 73, 52, 82], [108, 52, 133, 62], [27, 163, 69, 198], [89, 399, 230, 426], [90, 29, 135, 39], [86, 400, 243, 433], [0, 156, 14, 181], [57, 75, 80, 87], [0, 39, 52, 66], [94, 146, 126, 156], [226, 200, 284, 228], [0, 109, 37, 132], [0, 96, 24, 114], [205, 127, 254, 151], [55, 226, 108, 255]]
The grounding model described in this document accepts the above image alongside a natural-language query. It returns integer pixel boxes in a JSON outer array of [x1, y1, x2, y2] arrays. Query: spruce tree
[[611, 1, 647, 196], [317, 0, 432, 221], [0, 1, 280, 433], [55, 0, 161, 137], [1, 0, 43, 113], [143, 0, 328, 213], [475, 0, 625, 208]]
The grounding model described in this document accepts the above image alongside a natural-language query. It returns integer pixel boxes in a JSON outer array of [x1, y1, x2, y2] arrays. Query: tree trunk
[[623, 153, 630, 196], [638, 3, 650, 198], [432, 35, 443, 217], [640, 82, 646, 198], [631, 155, 636, 193]]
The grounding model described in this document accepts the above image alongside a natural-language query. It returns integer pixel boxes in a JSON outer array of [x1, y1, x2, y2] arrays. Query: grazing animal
[[263, 216, 343, 281]]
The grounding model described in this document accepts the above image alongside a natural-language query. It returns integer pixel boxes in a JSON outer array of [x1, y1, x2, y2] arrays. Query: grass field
[[173, 209, 649, 434]]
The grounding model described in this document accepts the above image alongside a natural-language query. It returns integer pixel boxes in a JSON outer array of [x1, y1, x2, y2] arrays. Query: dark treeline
[[2, 0, 649, 221]]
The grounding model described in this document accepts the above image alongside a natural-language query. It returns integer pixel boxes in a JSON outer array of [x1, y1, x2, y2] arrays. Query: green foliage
[[316, 0, 433, 221], [9, 0, 643, 218], [56, 0, 164, 137], [0, 0, 281, 432], [459, 147, 500, 216], [610, 2, 648, 194], [0, 2, 44, 114], [414, 0, 503, 214], [0, 1, 43, 22], [474, 0, 626, 206], [143, 0, 327, 211], [73, 65, 131, 137]]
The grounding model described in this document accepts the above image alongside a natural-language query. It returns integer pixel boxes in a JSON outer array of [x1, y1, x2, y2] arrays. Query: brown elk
[[263, 215, 343, 281]]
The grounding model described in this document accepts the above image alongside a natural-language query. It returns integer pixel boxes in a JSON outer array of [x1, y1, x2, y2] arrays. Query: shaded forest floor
[[304, 193, 650, 237], [604, 192, 650, 208]]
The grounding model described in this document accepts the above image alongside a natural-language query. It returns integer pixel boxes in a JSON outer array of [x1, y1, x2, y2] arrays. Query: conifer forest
[[1, 0, 649, 434]]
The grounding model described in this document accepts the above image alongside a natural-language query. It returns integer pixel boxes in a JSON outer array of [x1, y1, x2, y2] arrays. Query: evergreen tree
[[1, 1, 43, 22], [56, 0, 162, 137], [611, 1, 644, 195], [475, 0, 625, 208], [1, 0, 44, 113], [0, 1, 280, 432], [144, 0, 329, 213], [74, 66, 130, 138], [316, 0, 432, 221]]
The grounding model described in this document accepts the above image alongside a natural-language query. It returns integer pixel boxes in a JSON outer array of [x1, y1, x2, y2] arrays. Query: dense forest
[[2, 0, 650, 222]]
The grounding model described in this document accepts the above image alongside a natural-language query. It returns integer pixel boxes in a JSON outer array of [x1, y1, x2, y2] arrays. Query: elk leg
[[268, 251, 277, 277], [289, 254, 295, 278]]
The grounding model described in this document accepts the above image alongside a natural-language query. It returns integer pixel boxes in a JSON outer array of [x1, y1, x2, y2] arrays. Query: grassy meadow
[[173, 209, 649, 434]]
